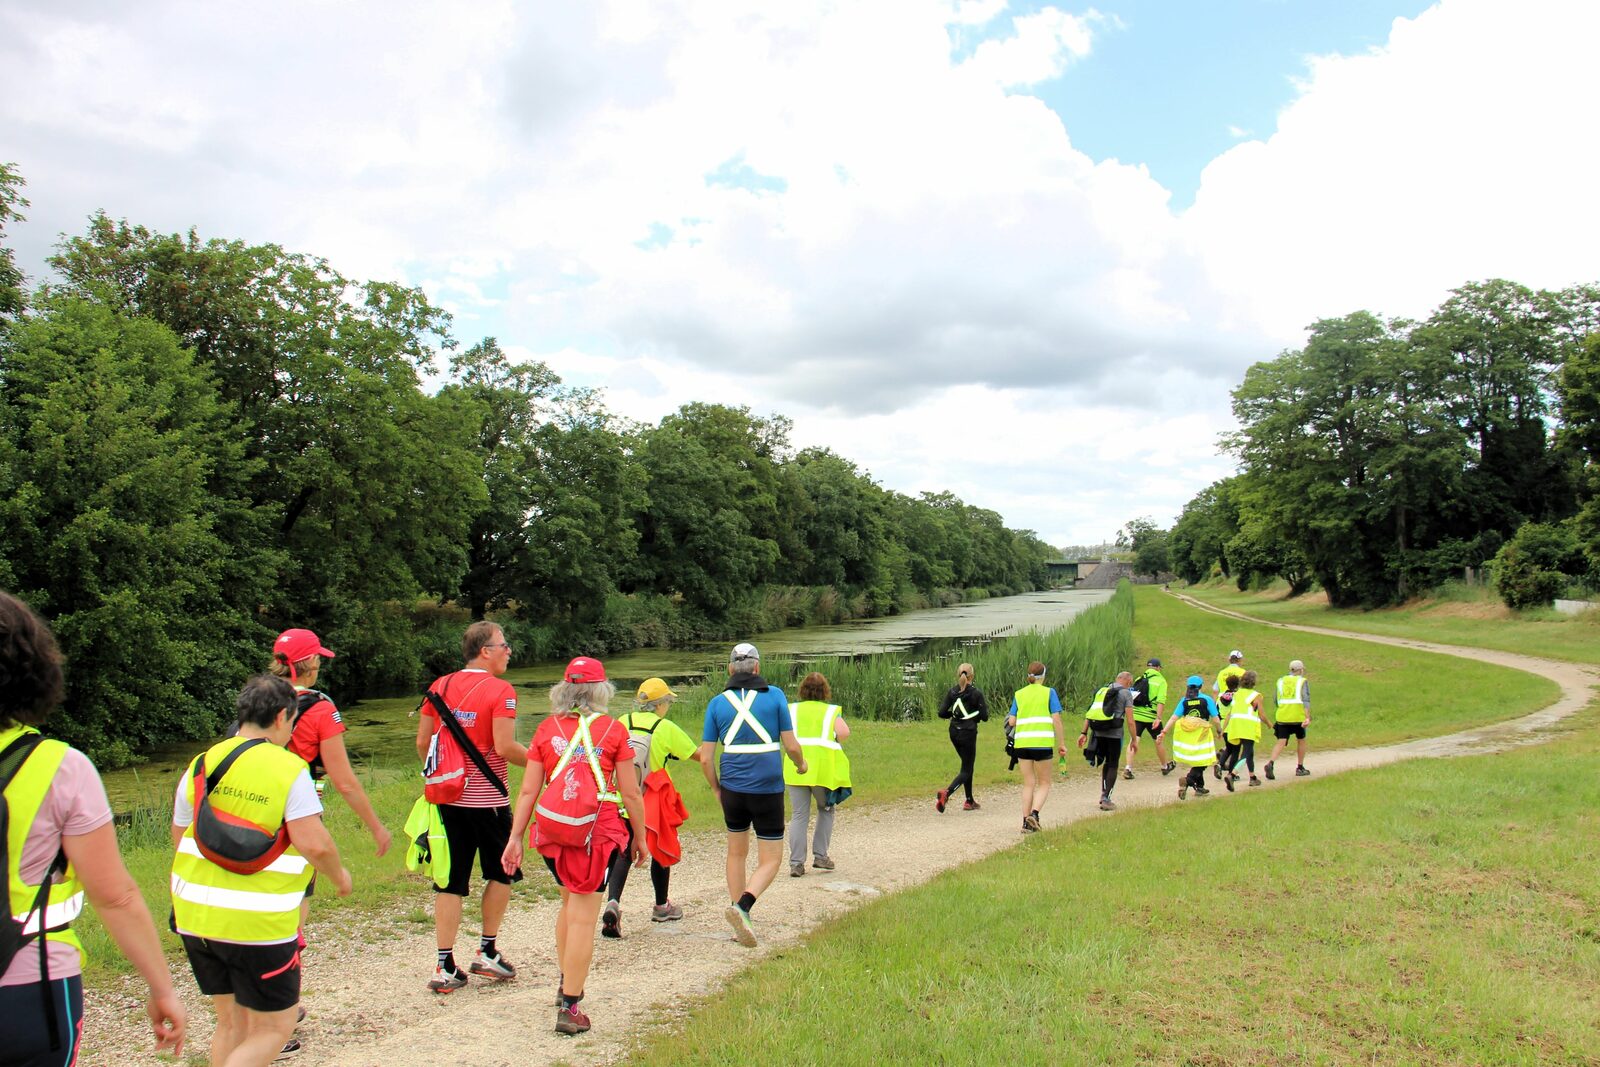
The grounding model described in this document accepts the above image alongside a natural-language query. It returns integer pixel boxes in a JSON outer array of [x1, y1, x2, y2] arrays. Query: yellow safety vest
[[1224, 689, 1262, 742], [1012, 686, 1057, 749], [2, 725, 86, 965], [1170, 716, 1217, 767], [784, 701, 852, 789], [170, 737, 313, 944], [1084, 685, 1117, 721], [1215, 665, 1245, 696], [1275, 675, 1307, 724]]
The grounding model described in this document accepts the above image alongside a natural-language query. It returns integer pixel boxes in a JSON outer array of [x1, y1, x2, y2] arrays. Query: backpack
[[190, 739, 293, 875], [622, 713, 661, 787], [1, 731, 70, 1051], [1101, 685, 1124, 717], [421, 681, 505, 805], [1130, 673, 1152, 709], [228, 690, 329, 775], [533, 715, 620, 852], [1181, 695, 1212, 720]]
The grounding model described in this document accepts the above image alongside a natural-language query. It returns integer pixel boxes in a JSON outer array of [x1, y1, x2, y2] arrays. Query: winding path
[[88, 595, 1599, 1066]]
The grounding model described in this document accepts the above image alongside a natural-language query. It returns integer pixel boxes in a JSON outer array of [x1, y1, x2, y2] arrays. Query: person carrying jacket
[[1164, 676, 1219, 799], [935, 662, 989, 813], [1079, 671, 1137, 811]]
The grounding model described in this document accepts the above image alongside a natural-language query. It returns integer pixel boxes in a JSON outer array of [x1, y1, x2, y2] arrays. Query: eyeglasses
[[485, 642, 513, 653]]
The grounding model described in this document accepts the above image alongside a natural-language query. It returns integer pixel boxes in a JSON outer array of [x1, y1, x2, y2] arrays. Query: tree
[[1560, 331, 1600, 577], [1117, 518, 1170, 577], [0, 163, 26, 321]]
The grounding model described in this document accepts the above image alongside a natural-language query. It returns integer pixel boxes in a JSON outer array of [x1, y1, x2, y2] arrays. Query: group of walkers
[[932, 649, 1313, 832]]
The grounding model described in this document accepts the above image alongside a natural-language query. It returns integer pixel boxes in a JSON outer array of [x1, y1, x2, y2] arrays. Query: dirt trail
[[88, 597, 1599, 1065]]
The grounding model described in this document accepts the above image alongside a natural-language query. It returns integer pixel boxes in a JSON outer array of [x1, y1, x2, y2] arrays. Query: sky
[[3, 0, 1597, 548]]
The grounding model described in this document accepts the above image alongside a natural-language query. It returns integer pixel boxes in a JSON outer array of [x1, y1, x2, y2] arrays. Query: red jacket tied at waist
[[642, 768, 689, 867]]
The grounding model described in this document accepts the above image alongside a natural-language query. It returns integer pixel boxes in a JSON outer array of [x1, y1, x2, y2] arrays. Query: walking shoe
[[936, 788, 949, 813], [296, 1005, 307, 1024], [1178, 783, 1188, 800], [427, 966, 468, 994], [1212, 763, 1223, 780], [812, 855, 836, 870], [1022, 813, 1041, 832], [555, 975, 563, 1007], [1161, 761, 1176, 776], [725, 904, 758, 947], [470, 951, 516, 979], [1099, 797, 1116, 811], [651, 901, 684, 922], [963, 799, 981, 811], [555, 1003, 591, 1036], [1193, 786, 1211, 796], [1264, 760, 1275, 780], [1224, 773, 1235, 793], [1296, 765, 1311, 777], [276, 1038, 302, 1059], [1249, 776, 1262, 787], [790, 862, 805, 877], [601, 899, 622, 939], [1121, 767, 1134, 780]]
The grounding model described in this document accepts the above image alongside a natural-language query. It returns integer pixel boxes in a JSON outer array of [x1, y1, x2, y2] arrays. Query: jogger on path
[[936, 662, 988, 812], [1006, 662, 1067, 832]]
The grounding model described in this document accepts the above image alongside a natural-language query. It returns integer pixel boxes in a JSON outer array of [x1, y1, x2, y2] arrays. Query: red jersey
[[286, 688, 344, 772], [420, 669, 519, 808]]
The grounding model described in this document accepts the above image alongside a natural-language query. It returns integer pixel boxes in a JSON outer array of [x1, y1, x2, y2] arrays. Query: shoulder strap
[[424, 690, 508, 797], [203, 738, 269, 795], [545, 714, 614, 797], [0, 732, 46, 792]]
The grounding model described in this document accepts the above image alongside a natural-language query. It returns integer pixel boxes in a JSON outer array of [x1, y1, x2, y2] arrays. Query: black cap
[[1147, 657, 1161, 667]]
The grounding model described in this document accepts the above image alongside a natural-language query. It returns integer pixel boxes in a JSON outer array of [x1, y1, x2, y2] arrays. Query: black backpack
[[0, 731, 70, 1051], [1130, 673, 1152, 709], [227, 689, 329, 777], [1101, 685, 1123, 717]]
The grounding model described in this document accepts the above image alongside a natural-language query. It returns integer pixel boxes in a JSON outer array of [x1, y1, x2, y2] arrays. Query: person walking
[[1079, 671, 1136, 810], [935, 662, 988, 812], [1213, 650, 1246, 700], [1265, 660, 1313, 780], [1165, 676, 1218, 799], [414, 621, 526, 993], [502, 657, 646, 1036], [601, 677, 700, 936], [1122, 657, 1174, 779], [698, 643, 806, 949], [171, 675, 352, 1067], [1219, 670, 1271, 790], [0, 591, 186, 1065], [1007, 662, 1067, 832], [785, 672, 852, 877]]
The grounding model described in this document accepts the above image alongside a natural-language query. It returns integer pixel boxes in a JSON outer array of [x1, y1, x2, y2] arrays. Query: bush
[[1493, 540, 1567, 610]]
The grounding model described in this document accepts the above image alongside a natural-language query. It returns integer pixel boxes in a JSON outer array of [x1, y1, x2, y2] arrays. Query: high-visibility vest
[[1084, 685, 1116, 721], [1132, 670, 1165, 722], [170, 737, 313, 944], [1224, 689, 1262, 742], [1214, 665, 1245, 696], [2, 725, 86, 964], [1170, 716, 1217, 767], [784, 701, 851, 789], [1275, 675, 1307, 724], [1011, 686, 1057, 749], [720, 691, 780, 754]]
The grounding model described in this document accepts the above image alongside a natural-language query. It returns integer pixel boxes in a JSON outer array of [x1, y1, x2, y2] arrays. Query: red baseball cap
[[274, 628, 335, 665], [564, 656, 606, 683]]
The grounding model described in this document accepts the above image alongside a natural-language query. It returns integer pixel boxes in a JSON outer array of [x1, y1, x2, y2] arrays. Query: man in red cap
[[414, 621, 526, 993]]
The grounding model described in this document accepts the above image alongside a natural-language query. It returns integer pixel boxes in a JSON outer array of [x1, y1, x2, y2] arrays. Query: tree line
[[0, 165, 1056, 765], [1145, 279, 1600, 609]]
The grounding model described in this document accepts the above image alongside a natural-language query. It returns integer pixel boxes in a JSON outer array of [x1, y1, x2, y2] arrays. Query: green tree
[[0, 163, 26, 321], [1560, 332, 1600, 576]]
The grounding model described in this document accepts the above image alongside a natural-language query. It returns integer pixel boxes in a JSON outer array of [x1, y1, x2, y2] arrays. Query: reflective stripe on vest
[[175, 837, 310, 877], [169, 874, 308, 916], [1225, 690, 1263, 740], [1084, 685, 1115, 721], [1276, 676, 1307, 723], [951, 694, 980, 721], [1171, 718, 1217, 766], [1012, 686, 1055, 748], [534, 714, 621, 816], [721, 691, 780, 754], [2, 725, 86, 963], [786, 701, 852, 789]]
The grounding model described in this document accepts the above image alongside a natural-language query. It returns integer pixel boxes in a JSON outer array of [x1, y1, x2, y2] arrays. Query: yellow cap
[[636, 677, 676, 703]]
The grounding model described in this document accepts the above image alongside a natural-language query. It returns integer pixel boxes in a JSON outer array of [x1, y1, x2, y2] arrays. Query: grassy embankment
[[625, 591, 1600, 1066], [77, 584, 1558, 987]]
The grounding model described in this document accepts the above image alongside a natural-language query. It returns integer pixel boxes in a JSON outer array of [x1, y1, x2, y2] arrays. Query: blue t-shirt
[[1008, 687, 1064, 716], [703, 685, 794, 794]]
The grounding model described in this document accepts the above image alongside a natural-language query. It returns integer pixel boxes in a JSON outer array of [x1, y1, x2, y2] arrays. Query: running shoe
[[1121, 767, 1134, 780], [812, 855, 836, 870], [555, 1003, 591, 1036], [1178, 784, 1188, 800], [1161, 761, 1176, 776], [296, 1005, 307, 1024], [1225, 773, 1235, 793], [1099, 797, 1116, 811], [276, 1038, 301, 1059], [936, 788, 949, 813], [470, 951, 516, 979], [1296, 765, 1311, 777], [790, 862, 805, 878], [601, 900, 622, 939], [1264, 760, 1276, 780], [1022, 813, 1040, 832], [651, 902, 684, 922], [1193, 786, 1211, 796], [725, 904, 758, 948], [1249, 776, 1262, 787], [963, 799, 981, 811], [428, 965, 468, 994]]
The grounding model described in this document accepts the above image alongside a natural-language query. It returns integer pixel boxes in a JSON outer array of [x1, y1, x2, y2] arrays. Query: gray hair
[[730, 656, 760, 675], [549, 680, 616, 714]]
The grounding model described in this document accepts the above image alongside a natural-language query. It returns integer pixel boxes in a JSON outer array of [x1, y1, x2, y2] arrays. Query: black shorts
[[1013, 748, 1054, 761], [1133, 719, 1163, 739], [720, 787, 785, 840], [438, 803, 523, 896], [0, 975, 83, 1065], [182, 934, 301, 1013], [1274, 722, 1307, 740]]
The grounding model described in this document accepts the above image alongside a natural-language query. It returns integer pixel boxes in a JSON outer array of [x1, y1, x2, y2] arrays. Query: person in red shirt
[[502, 656, 645, 1037], [414, 622, 526, 994]]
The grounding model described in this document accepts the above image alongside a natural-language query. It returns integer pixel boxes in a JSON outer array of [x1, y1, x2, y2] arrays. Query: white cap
[[1229, 649, 1243, 660], [1289, 659, 1304, 671], [730, 642, 759, 662]]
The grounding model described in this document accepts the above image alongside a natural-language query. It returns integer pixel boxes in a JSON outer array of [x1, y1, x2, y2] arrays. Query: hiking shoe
[[651, 902, 684, 922], [555, 1004, 591, 1036], [790, 862, 805, 877], [725, 904, 758, 947], [1249, 776, 1262, 787], [428, 966, 468, 994], [1264, 761, 1275, 780], [936, 788, 949, 813], [1121, 767, 1134, 780], [1224, 773, 1235, 793], [295, 1005, 307, 1024], [1099, 797, 1116, 811], [470, 951, 516, 979], [276, 1038, 302, 1059], [1193, 786, 1211, 797], [1212, 763, 1223, 780], [1022, 813, 1040, 832], [1178, 784, 1188, 800], [812, 855, 835, 870], [1296, 765, 1311, 777], [1161, 761, 1176, 776], [963, 799, 981, 811], [601, 900, 622, 939]]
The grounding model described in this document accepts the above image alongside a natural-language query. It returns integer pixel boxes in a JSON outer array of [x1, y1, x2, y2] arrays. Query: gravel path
[[86, 596, 1599, 1065]]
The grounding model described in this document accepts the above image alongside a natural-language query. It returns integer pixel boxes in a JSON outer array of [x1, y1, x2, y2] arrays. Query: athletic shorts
[[1013, 748, 1053, 761], [1274, 722, 1307, 740], [181, 934, 301, 1013], [720, 787, 785, 840], [0, 975, 83, 1065], [1133, 719, 1163, 739], [437, 803, 523, 895]]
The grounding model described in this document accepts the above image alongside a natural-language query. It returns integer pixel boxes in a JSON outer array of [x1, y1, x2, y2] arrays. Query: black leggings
[[1222, 739, 1256, 775], [1090, 736, 1124, 798], [946, 730, 978, 802], [605, 823, 671, 906], [1183, 765, 1206, 788], [0, 975, 82, 1066]]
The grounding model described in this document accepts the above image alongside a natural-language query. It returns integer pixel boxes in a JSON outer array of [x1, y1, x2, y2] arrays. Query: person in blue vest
[[698, 643, 806, 948]]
